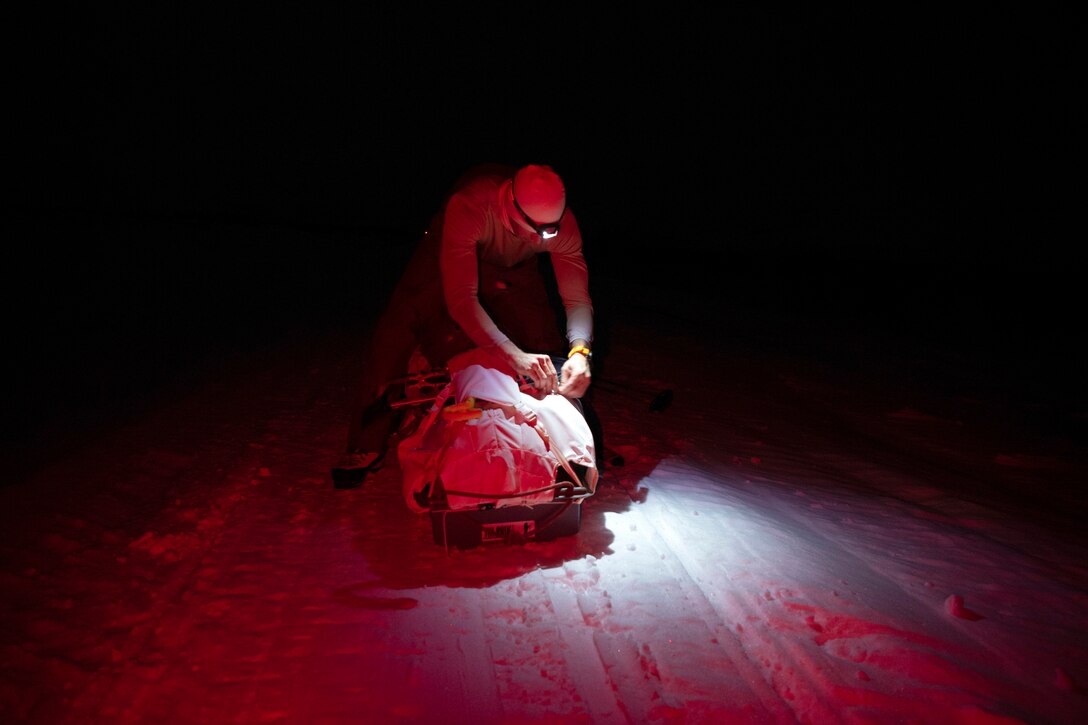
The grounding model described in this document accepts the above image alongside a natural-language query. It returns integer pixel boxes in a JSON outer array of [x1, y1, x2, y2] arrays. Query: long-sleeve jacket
[[438, 166, 593, 350]]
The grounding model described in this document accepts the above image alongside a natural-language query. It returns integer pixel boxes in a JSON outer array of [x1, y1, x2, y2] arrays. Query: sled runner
[[390, 358, 598, 550]]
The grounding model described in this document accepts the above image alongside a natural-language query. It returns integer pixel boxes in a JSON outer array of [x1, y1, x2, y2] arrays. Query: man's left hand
[[558, 354, 591, 398]]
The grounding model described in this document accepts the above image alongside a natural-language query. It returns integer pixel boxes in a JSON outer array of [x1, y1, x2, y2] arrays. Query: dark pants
[[345, 230, 566, 455]]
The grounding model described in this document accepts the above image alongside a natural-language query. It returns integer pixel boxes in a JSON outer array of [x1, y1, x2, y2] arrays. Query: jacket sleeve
[[439, 194, 509, 348], [548, 212, 594, 344]]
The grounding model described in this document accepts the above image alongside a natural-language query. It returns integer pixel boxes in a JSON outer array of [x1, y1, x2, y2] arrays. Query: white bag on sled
[[398, 364, 598, 546]]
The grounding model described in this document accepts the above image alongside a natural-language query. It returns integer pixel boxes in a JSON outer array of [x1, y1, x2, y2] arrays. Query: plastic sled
[[387, 364, 598, 550]]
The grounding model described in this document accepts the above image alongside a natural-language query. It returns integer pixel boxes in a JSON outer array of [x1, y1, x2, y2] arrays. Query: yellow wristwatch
[[568, 345, 592, 362]]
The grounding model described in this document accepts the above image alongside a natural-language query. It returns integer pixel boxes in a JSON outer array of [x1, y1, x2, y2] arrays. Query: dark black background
[[7, 7, 1082, 463]]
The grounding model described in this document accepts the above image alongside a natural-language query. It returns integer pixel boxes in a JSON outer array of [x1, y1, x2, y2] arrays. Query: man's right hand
[[503, 346, 559, 394]]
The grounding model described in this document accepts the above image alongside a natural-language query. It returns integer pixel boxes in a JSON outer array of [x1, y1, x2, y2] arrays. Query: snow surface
[[2, 277, 1087, 724]]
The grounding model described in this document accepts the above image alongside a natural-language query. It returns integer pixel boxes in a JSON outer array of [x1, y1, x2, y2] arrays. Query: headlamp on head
[[513, 194, 563, 239], [512, 164, 566, 240]]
